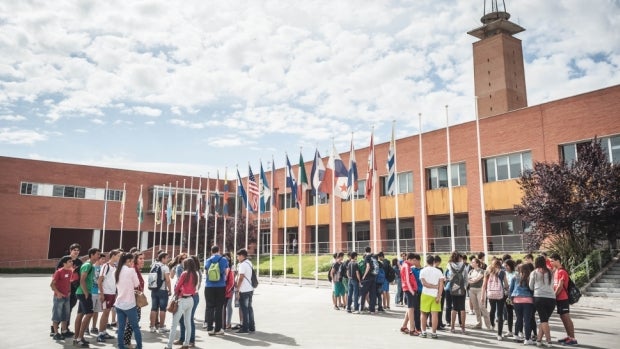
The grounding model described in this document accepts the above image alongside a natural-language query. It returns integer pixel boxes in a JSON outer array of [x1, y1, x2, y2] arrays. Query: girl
[[123, 251, 145, 349], [482, 259, 508, 341], [166, 258, 199, 349], [177, 255, 201, 346], [529, 255, 556, 347], [114, 253, 142, 349], [510, 263, 535, 345], [467, 258, 491, 330]]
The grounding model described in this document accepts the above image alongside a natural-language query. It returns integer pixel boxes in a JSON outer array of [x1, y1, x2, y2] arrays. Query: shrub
[[258, 267, 293, 276], [318, 263, 332, 272]]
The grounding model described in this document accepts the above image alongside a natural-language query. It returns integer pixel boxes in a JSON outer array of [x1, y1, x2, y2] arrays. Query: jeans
[[179, 294, 199, 343], [52, 296, 71, 322], [115, 306, 142, 349], [375, 283, 383, 310], [204, 287, 226, 331], [514, 302, 534, 340], [395, 278, 403, 304], [224, 297, 233, 327], [489, 298, 506, 336], [167, 297, 193, 348], [238, 291, 255, 332], [506, 303, 514, 333], [347, 280, 360, 311], [359, 278, 376, 312]]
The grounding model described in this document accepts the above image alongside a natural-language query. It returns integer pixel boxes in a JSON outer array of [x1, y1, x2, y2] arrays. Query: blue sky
[[1, 0, 619, 177]]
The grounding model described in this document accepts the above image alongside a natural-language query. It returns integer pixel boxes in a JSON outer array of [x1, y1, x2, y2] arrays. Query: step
[[587, 286, 620, 293], [599, 274, 620, 279], [592, 282, 620, 288], [598, 278, 620, 284], [585, 291, 620, 298], [606, 269, 620, 274]]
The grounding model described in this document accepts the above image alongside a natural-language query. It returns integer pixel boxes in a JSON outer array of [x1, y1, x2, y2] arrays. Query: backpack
[[208, 256, 223, 282], [147, 263, 164, 290], [340, 260, 350, 279], [567, 277, 581, 305], [375, 264, 386, 283], [385, 261, 396, 283], [486, 270, 505, 300], [332, 262, 342, 283], [449, 264, 466, 296], [370, 255, 380, 276], [243, 260, 259, 288], [358, 258, 367, 276], [327, 263, 334, 282]]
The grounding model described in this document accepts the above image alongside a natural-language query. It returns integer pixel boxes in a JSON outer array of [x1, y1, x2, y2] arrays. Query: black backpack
[[340, 260, 350, 279], [385, 260, 396, 283], [449, 264, 466, 296], [567, 277, 581, 304]]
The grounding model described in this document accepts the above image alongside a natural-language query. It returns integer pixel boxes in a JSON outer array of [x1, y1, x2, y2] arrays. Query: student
[[97, 250, 120, 342], [482, 259, 508, 341], [177, 255, 201, 346], [74, 247, 101, 348], [54, 243, 82, 338], [447, 251, 468, 334], [399, 253, 419, 336], [330, 252, 346, 309], [114, 253, 142, 349], [550, 253, 578, 346], [377, 252, 391, 310], [165, 258, 199, 349], [393, 257, 403, 306], [50, 256, 73, 340], [420, 254, 445, 339], [346, 251, 362, 314], [510, 263, 535, 345], [88, 253, 106, 335], [149, 252, 172, 334], [504, 259, 517, 338], [235, 249, 255, 334], [204, 246, 229, 335], [467, 258, 491, 330], [529, 256, 556, 347], [359, 247, 377, 314], [124, 251, 145, 348]]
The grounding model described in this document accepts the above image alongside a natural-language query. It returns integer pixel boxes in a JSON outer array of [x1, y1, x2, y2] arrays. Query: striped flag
[[298, 152, 308, 206], [259, 161, 270, 212], [136, 187, 144, 224], [285, 154, 298, 207], [214, 171, 221, 217], [386, 124, 396, 196], [166, 186, 173, 224], [365, 131, 376, 199], [237, 168, 250, 212], [247, 165, 259, 212], [310, 149, 326, 194], [348, 136, 359, 198]]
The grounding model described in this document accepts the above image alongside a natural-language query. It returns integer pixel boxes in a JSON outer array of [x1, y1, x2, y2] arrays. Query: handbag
[[134, 290, 148, 308], [167, 298, 178, 314]]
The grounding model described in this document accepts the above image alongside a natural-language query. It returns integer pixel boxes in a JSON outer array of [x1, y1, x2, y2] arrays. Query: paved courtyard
[[1, 274, 618, 348]]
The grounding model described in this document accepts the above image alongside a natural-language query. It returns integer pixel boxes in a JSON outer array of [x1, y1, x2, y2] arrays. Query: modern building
[[1, 7, 619, 266]]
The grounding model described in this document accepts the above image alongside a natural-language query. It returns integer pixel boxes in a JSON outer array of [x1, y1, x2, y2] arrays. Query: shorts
[[405, 291, 416, 309], [420, 293, 442, 313], [341, 277, 349, 294], [381, 280, 389, 292], [534, 297, 556, 323], [92, 295, 102, 312], [556, 299, 570, 315], [102, 294, 116, 310], [77, 294, 94, 314], [333, 282, 345, 297], [150, 289, 169, 311], [450, 294, 466, 311], [52, 296, 71, 322]]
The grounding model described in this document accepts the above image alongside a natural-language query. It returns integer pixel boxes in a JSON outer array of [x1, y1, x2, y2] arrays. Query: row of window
[[560, 135, 620, 165], [20, 182, 124, 201]]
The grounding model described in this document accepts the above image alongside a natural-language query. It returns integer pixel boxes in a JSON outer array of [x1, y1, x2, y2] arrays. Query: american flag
[[247, 166, 259, 212]]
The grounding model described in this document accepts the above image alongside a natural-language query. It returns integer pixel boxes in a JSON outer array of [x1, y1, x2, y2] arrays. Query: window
[[427, 163, 466, 189], [106, 189, 124, 201], [484, 151, 532, 182], [344, 179, 365, 200], [434, 225, 457, 238], [381, 171, 413, 195], [561, 135, 620, 164], [491, 221, 514, 235], [279, 193, 297, 209], [20, 182, 38, 195], [307, 191, 329, 206]]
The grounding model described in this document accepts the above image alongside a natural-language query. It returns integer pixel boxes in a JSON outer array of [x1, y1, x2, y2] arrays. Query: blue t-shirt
[[204, 255, 228, 288], [411, 266, 423, 293], [91, 265, 101, 294]]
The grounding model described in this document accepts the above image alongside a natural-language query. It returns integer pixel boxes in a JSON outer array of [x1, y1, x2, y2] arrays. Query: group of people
[[49, 243, 256, 349], [329, 248, 579, 346]]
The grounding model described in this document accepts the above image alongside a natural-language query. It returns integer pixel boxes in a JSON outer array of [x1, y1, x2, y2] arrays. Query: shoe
[[208, 330, 216, 336], [498, 335, 503, 341], [450, 328, 456, 333], [173, 340, 183, 345], [149, 326, 157, 333], [471, 323, 482, 329], [514, 335, 524, 342], [83, 328, 90, 336], [50, 325, 55, 337], [354, 310, 360, 314], [158, 326, 170, 333], [410, 330, 421, 336], [400, 327, 409, 334], [53, 333, 65, 340], [189, 343, 195, 347], [215, 329, 225, 335], [468, 310, 475, 315], [431, 333, 438, 339], [334, 306, 339, 310], [76, 339, 90, 347], [564, 339, 578, 346], [557, 337, 569, 344], [524, 339, 535, 345], [90, 328, 98, 335], [110, 322, 117, 327], [96, 336, 106, 343], [236, 329, 249, 334], [202, 322, 208, 329], [231, 324, 241, 330], [506, 332, 514, 337], [536, 341, 543, 347], [62, 330, 75, 337], [461, 328, 467, 335], [542, 342, 553, 347], [106, 323, 113, 329], [421, 332, 427, 338], [102, 332, 114, 340]]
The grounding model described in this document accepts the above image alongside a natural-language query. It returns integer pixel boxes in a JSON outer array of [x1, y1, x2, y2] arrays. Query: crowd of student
[[328, 248, 579, 347], [49, 243, 257, 349]]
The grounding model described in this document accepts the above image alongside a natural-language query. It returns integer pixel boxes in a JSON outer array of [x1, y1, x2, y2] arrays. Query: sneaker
[[524, 339, 535, 345], [431, 333, 438, 339], [536, 341, 543, 347], [498, 335, 503, 341], [421, 332, 427, 338], [53, 333, 64, 340], [76, 339, 90, 347], [50, 325, 55, 337], [106, 323, 114, 330], [110, 322, 117, 327], [506, 332, 514, 337], [236, 329, 249, 334], [62, 330, 75, 337], [557, 337, 569, 344], [564, 339, 578, 346], [149, 326, 157, 333], [215, 329, 225, 335], [96, 336, 106, 343], [83, 328, 90, 336], [102, 332, 114, 340], [514, 335, 524, 342], [208, 329, 216, 336], [354, 310, 360, 314], [542, 342, 553, 348], [157, 326, 170, 333], [202, 322, 208, 329]]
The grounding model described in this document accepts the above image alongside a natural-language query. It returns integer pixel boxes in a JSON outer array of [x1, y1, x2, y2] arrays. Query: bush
[[572, 269, 588, 287], [318, 263, 332, 272], [258, 267, 293, 276], [0, 267, 55, 274]]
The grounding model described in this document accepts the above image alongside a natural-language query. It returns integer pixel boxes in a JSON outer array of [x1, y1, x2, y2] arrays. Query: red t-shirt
[[400, 261, 418, 294], [554, 268, 569, 301], [53, 268, 73, 296]]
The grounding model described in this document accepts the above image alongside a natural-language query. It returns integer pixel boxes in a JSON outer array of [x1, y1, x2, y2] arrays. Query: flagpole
[[195, 177, 202, 256], [137, 184, 143, 250], [419, 113, 428, 261], [283, 154, 288, 285], [269, 159, 274, 284], [314, 183, 319, 289], [187, 178, 193, 253], [245, 165, 250, 250], [166, 183, 171, 254], [257, 163, 262, 282], [475, 97, 489, 263], [119, 182, 126, 249], [223, 172, 228, 253], [297, 148, 305, 287], [204, 174, 210, 260], [446, 105, 456, 251], [180, 179, 186, 254], [151, 186, 157, 264], [370, 128, 378, 252], [101, 181, 108, 252], [331, 138, 336, 253], [392, 121, 401, 255], [214, 172, 219, 255], [159, 184, 165, 251], [234, 165, 239, 258], [172, 181, 178, 258], [351, 134, 356, 252]]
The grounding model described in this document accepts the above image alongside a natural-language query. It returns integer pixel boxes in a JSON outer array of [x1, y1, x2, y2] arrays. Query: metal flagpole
[[166, 183, 171, 253], [419, 113, 428, 261], [283, 154, 288, 285], [446, 105, 456, 251], [195, 177, 202, 256], [159, 184, 165, 251], [180, 179, 186, 254], [245, 166, 250, 250], [204, 174, 210, 260], [187, 177, 194, 254], [351, 134, 356, 252], [119, 182, 126, 249], [101, 181, 109, 252], [269, 159, 274, 284], [172, 181, 178, 258], [392, 121, 401, 255], [330, 139, 336, 253], [370, 128, 378, 252], [298, 149, 303, 287], [137, 184, 143, 250], [151, 185, 157, 264], [256, 163, 261, 281], [314, 184, 319, 288], [234, 165, 239, 257], [475, 98, 489, 263]]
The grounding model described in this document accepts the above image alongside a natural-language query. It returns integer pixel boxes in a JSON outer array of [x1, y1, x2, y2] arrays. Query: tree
[[193, 214, 257, 259], [516, 138, 620, 263]]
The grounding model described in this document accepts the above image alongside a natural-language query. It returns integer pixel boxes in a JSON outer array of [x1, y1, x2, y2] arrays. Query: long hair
[[182, 258, 199, 289], [169, 253, 187, 269], [534, 255, 552, 284], [115, 252, 134, 283], [519, 262, 534, 287], [449, 250, 461, 264], [488, 259, 502, 276]]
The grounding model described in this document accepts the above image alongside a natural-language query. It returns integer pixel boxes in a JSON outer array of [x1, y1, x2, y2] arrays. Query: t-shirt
[[348, 260, 360, 282], [412, 266, 423, 293], [554, 268, 569, 301], [363, 254, 376, 280], [76, 261, 94, 295], [158, 264, 170, 291], [100, 263, 117, 295], [91, 265, 101, 294], [237, 259, 254, 293], [57, 256, 83, 290], [114, 265, 140, 310], [52, 268, 72, 296], [420, 265, 444, 297]]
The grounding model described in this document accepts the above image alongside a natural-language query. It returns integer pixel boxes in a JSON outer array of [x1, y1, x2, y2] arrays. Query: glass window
[[522, 152, 532, 170], [610, 136, 620, 164], [438, 167, 448, 188], [450, 164, 459, 187], [509, 153, 522, 178], [53, 185, 64, 197], [64, 186, 75, 198], [459, 163, 467, 185], [486, 158, 496, 182], [485, 151, 531, 182], [398, 171, 413, 194], [561, 144, 577, 164], [496, 156, 509, 180]]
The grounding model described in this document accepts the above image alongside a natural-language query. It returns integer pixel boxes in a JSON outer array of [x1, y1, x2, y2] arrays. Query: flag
[[365, 132, 376, 199], [348, 137, 359, 199], [237, 168, 250, 212], [285, 154, 298, 207], [214, 171, 221, 217], [310, 149, 326, 194], [259, 161, 271, 212], [172, 185, 177, 220], [247, 166, 259, 212], [298, 152, 308, 205], [386, 125, 396, 196], [330, 143, 349, 199], [223, 170, 230, 216], [195, 191, 202, 223], [154, 200, 161, 225], [119, 187, 126, 223], [136, 187, 144, 224], [166, 186, 173, 225]]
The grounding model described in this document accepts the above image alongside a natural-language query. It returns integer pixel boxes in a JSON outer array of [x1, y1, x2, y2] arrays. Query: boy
[[88, 254, 106, 335], [420, 254, 445, 339], [74, 247, 101, 348], [51, 256, 73, 340], [97, 250, 120, 342]]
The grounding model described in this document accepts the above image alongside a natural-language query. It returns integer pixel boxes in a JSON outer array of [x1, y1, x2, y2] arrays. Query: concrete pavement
[[1, 274, 618, 348]]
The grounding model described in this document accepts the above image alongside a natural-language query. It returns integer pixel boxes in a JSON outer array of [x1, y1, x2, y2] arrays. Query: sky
[[1, 0, 619, 177]]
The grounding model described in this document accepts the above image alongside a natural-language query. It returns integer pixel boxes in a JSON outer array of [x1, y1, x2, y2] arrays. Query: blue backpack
[[376, 265, 386, 283]]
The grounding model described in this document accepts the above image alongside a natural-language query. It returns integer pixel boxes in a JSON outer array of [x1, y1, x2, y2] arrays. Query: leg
[[126, 307, 142, 349], [116, 307, 127, 349]]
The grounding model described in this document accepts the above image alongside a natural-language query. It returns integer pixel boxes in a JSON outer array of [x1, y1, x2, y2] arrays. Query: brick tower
[[468, 1, 528, 118]]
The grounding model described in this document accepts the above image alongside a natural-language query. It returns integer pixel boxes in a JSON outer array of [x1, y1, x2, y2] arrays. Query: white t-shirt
[[420, 266, 445, 297], [100, 263, 117, 295], [158, 263, 170, 291], [237, 259, 254, 293]]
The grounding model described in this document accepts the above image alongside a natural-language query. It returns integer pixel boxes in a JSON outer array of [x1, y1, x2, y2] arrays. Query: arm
[[50, 278, 64, 298], [80, 266, 89, 298], [165, 271, 172, 295], [174, 272, 186, 296], [421, 277, 438, 289], [554, 271, 565, 296], [97, 265, 106, 300], [362, 261, 370, 280]]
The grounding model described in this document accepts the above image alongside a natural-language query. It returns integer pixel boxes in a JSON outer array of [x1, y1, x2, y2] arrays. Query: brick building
[[1, 8, 619, 266]]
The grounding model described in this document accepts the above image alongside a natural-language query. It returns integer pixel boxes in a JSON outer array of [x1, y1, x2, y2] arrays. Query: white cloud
[[0, 114, 26, 121], [0, 128, 47, 144]]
